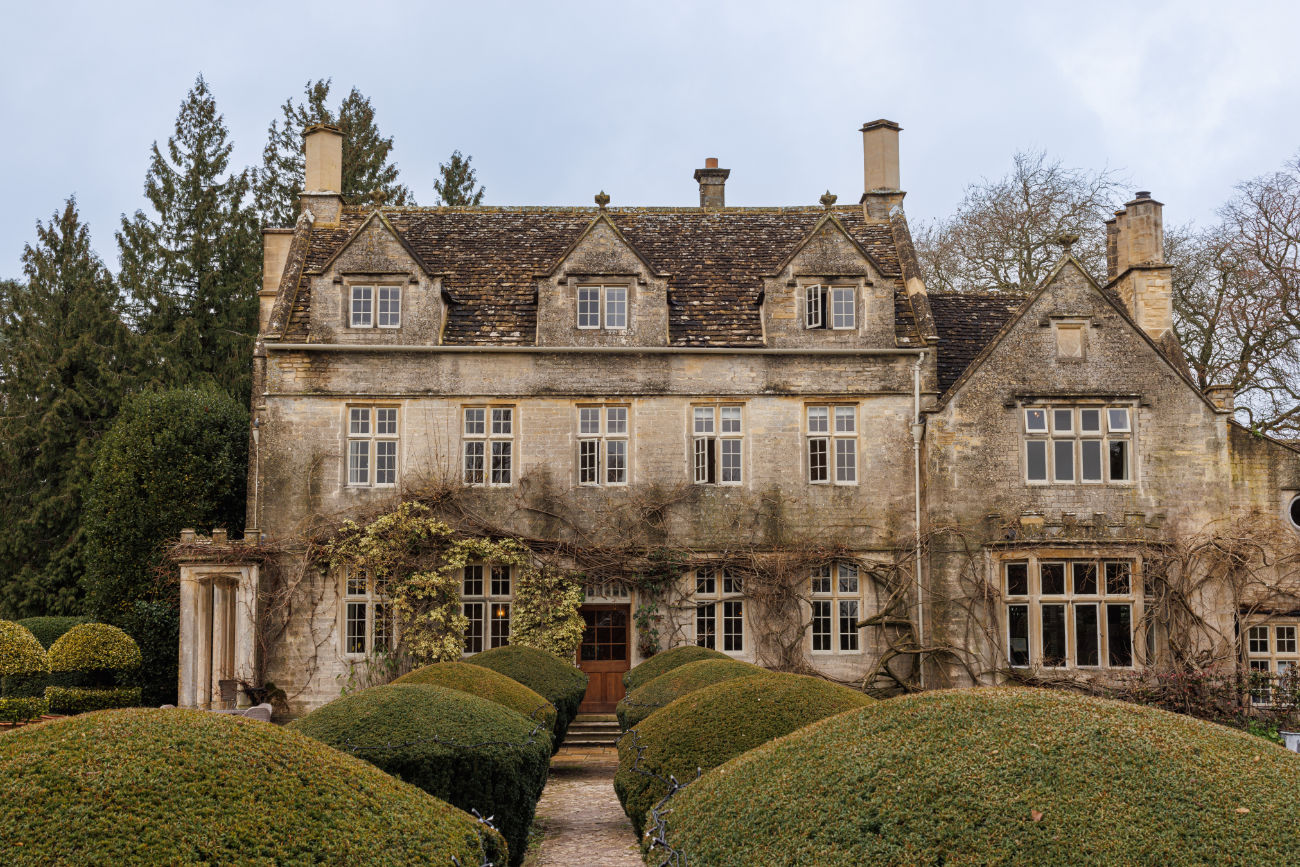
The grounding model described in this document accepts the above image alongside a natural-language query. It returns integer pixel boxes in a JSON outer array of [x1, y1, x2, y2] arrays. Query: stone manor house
[[177, 120, 1300, 716]]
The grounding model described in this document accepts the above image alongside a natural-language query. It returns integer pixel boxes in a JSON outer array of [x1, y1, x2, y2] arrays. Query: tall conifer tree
[[254, 79, 412, 225], [117, 75, 260, 406], [0, 198, 134, 617], [433, 150, 486, 206]]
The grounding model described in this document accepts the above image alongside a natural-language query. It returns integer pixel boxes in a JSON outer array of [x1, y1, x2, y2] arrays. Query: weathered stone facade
[[177, 121, 1300, 717]]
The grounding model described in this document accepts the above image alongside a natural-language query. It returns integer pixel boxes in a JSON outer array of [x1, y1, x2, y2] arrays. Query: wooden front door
[[578, 605, 631, 713]]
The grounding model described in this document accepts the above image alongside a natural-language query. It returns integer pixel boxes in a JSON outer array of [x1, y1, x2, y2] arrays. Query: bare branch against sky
[[2, 0, 1299, 277]]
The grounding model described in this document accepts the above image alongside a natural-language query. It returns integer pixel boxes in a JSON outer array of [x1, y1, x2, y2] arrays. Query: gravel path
[[530, 746, 643, 867]]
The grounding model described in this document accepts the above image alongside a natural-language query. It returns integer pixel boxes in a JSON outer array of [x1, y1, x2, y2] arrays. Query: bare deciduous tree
[[913, 150, 1126, 293]]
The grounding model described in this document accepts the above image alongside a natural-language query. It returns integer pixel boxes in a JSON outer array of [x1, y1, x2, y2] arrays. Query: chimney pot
[[705, 157, 718, 169], [1135, 190, 1152, 199], [694, 160, 730, 208]]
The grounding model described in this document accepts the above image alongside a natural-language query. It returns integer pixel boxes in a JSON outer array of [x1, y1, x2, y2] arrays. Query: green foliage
[[616, 658, 764, 731], [663, 687, 1300, 866], [0, 198, 134, 618], [17, 616, 91, 649], [290, 683, 548, 866], [255, 78, 412, 224], [0, 696, 48, 724], [615, 673, 871, 836], [394, 661, 557, 736], [433, 150, 486, 206], [0, 708, 504, 864], [49, 622, 141, 676], [117, 600, 180, 707], [511, 567, 584, 661], [0, 621, 50, 678], [469, 644, 588, 751], [1247, 718, 1285, 745], [116, 75, 260, 406], [624, 644, 729, 691], [45, 685, 142, 713]]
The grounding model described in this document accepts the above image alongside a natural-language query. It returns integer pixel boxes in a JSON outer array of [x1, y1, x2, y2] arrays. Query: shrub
[[0, 708, 504, 864], [394, 661, 557, 736], [117, 599, 179, 707], [45, 686, 143, 714], [469, 644, 588, 750], [616, 658, 764, 731], [661, 687, 1300, 866], [0, 621, 49, 723], [16, 616, 91, 649], [615, 672, 872, 837], [48, 622, 142, 676], [290, 683, 549, 866], [624, 644, 728, 692]]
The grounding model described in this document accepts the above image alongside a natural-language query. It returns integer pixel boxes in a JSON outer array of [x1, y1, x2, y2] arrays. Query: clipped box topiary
[[616, 657, 764, 731], [661, 687, 1300, 866], [623, 644, 728, 692], [394, 661, 557, 738], [16, 616, 92, 649], [0, 621, 51, 724], [45, 622, 142, 713], [468, 644, 588, 750], [0, 708, 505, 864], [289, 683, 549, 866], [615, 672, 872, 837]]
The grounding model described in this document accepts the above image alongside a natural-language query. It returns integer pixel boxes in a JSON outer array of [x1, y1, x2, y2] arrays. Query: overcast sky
[[3, 0, 1299, 279]]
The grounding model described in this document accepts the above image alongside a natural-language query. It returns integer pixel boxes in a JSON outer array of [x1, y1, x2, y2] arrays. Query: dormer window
[[804, 284, 855, 330], [577, 285, 627, 330], [350, 285, 401, 329]]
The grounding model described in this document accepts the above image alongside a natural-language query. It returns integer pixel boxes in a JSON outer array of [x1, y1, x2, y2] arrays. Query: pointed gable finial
[[820, 190, 838, 209], [595, 190, 610, 210], [369, 189, 385, 208], [1055, 233, 1079, 252]]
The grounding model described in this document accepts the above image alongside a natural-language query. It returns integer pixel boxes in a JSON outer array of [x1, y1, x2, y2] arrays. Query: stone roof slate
[[928, 292, 1027, 391]]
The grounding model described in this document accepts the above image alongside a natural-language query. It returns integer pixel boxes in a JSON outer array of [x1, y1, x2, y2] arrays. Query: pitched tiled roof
[[284, 205, 906, 345], [928, 292, 1027, 391]]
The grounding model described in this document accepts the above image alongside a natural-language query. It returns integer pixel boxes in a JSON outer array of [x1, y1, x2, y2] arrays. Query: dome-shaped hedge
[[16, 616, 92, 649], [0, 621, 51, 724], [394, 661, 557, 736], [615, 672, 872, 837], [616, 657, 764, 731], [0, 708, 505, 864], [468, 645, 588, 750], [48, 622, 142, 672], [290, 683, 549, 866], [662, 687, 1300, 866], [624, 645, 728, 692]]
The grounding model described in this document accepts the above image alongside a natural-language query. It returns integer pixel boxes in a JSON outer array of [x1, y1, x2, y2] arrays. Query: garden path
[[530, 746, 642, 867]]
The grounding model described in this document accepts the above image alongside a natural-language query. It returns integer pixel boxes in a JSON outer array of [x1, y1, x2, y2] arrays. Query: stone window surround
[[1052, 319, 1089, 361], [461, 563, 513, 655], [691, 402, 745, 486], [1021, 401, 1134, 487], [575, 282, 631, 331], [1245, 618, 1300, 706], [805, 402, 859, 486], [462, 404, 516, 487], [692, 566, 745, 654], [339, 570, 394, 659], [345, 404, 400, 488], [576, 403, 631, 487], [799, 279, 863, 331], [343, 277, 406, 330], [810, 562, 865, 654]]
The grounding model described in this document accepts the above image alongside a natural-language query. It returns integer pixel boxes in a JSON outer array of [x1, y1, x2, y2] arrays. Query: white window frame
[[346, 405, 399, 488], [810, 562, 865, 653], [693, 566, 745, 653], [461, 564, 513, 654], [806, 404, 858, 485], [830, 286, 856, 330], [576, 284, 629, 331], [1003, 556, 1140, 670], [1023, 405, 1133, 486], [376, 285, 402, 329], [463, 405, 515, 487], [342, 571, 394, 658], [577, 404, 630, 486], [350, 285, 374, 329], [1245, 621, 1300, 706], [803, 284, 856, 330], [691, 404, 744, 486]]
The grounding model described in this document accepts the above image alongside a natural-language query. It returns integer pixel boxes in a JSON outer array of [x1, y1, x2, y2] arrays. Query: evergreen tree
[[254, 79, 413, 225], [433, 150, 486, 206], [0, 198, 134, 618], [116, 75, 260, 406]]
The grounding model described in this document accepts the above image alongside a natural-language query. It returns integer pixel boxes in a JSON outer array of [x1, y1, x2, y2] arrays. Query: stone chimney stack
[[1109, 191, 1173, 341], [301, 123, 344, 224], [860, 119, 904, 220], [694, 158, 730, 208]]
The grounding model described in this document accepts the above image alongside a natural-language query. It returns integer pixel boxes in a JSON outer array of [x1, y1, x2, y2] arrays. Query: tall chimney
[[302, 123, 344, 223], [694, 158, 730, 208], [1110, 191, 1174, 341], [860, 119, 904, 220]]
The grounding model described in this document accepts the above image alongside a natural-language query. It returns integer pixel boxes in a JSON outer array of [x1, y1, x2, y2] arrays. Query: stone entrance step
[[565, 713, 623, 748]]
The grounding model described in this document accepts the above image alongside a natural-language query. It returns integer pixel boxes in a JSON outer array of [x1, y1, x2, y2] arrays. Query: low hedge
[[48, 622, 142, 675], [624, 645, 728, 692], [468, 645, 588, 750], [616, 657, 764, 731], [290, 683, 549, 866], [394, 661, 557, 737], [662, 687, 1300, 865], [0, 708, 505, 864], [0, 621, 50, 723], [0, 696, 48, 725], [45, 685, 142, 714], [615, 672, 872, 836], [16, 616, 92, 649]]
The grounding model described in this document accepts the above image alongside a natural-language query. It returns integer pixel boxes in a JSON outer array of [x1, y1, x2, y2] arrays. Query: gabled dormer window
[[804, 284, 855, 330], [577, 285, 628, 330], [350, 285, 401, 329]]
